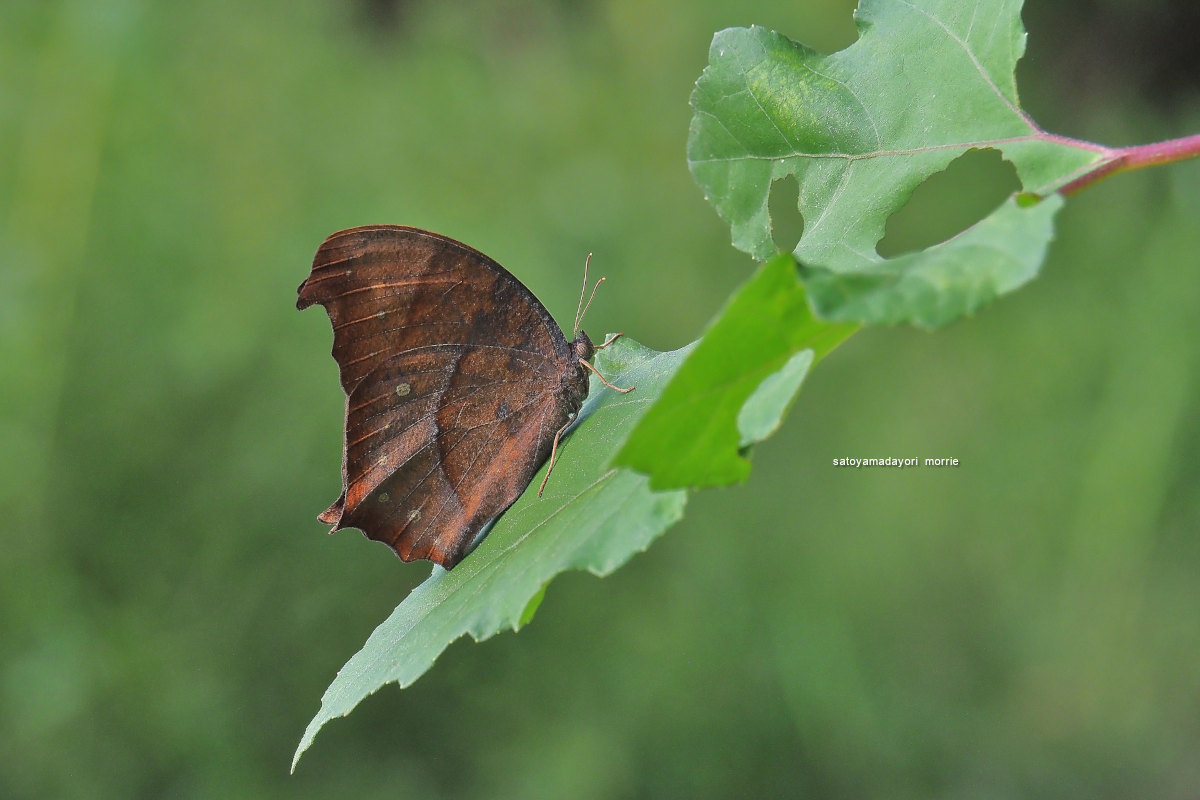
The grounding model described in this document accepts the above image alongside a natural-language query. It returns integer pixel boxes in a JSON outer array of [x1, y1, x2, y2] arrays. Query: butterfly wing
[[297, 226, 586, 568]]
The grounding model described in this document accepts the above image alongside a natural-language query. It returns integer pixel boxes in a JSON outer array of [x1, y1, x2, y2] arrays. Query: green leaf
[[293, 337, 688, 771], [293, 324, 839, 767], [613, 255, 856, 490], [688, 1, 1104, 326], [802, 193, 1062, 328]]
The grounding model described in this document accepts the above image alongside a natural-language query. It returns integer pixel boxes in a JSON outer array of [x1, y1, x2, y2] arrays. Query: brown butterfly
[[298, 226, 630, 569]]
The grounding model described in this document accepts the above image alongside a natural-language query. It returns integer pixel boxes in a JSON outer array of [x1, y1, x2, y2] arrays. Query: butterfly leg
[[538, 417, 576, 496], [596, 332, 623, 349], [579, 358, 634, 393]]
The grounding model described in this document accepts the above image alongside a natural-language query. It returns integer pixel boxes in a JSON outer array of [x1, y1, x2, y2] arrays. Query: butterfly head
[[555, 330, 594, 413], [571, 330, 595, 364]]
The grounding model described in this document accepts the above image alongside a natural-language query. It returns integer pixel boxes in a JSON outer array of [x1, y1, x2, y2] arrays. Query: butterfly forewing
[[297, 225, 591, 568]]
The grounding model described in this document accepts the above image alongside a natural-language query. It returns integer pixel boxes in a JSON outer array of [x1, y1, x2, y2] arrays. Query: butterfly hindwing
[[298, 225, 592, 568]]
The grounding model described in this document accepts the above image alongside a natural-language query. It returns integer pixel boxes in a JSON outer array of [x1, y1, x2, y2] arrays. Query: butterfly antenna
[[579, 275, 606, 333], [573, 253, 593, 337], [573, 253, 607, 337]]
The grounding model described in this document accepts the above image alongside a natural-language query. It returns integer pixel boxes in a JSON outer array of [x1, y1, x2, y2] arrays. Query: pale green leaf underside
[[689, 0, 1104, 327], [738, 348, 813, 447]]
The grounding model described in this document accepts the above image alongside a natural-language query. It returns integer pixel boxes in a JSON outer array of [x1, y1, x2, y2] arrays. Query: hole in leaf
[[877, 148, 1021, 258], [769, 174, 805, 253]]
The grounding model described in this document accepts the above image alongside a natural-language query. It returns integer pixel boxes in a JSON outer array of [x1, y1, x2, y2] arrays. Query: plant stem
[[1059, 132, 1200, 196]]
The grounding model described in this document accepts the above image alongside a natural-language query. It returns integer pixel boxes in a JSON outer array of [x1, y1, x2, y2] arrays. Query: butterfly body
[[298, 226, 594, 568]]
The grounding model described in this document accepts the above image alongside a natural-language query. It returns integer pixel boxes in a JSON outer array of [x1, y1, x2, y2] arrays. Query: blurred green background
[[3, 0, 1199, 797]]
